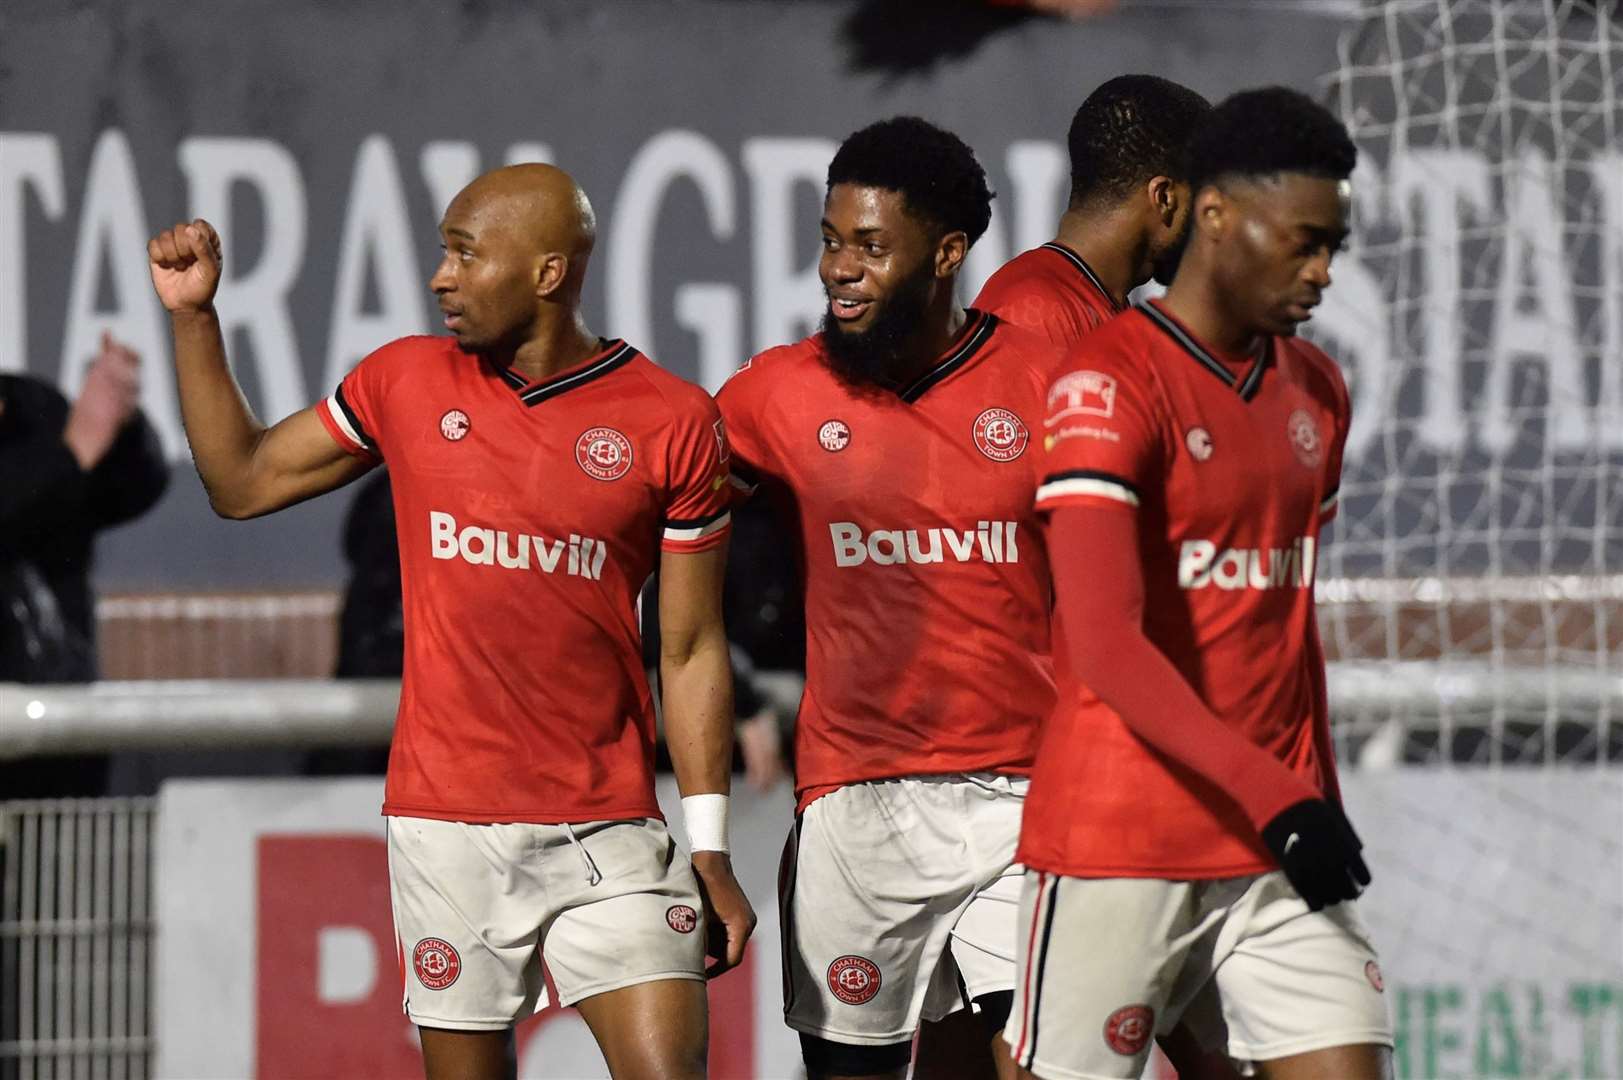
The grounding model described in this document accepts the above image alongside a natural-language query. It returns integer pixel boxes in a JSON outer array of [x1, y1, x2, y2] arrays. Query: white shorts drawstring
[[562, 822, 603, 886]]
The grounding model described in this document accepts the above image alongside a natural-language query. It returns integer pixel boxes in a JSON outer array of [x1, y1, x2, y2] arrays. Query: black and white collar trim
[[898, 310, 997, 404], [1136, 301, 1270, 402], [496, 340, 637, 407], [1040, 242, 1120, 311]]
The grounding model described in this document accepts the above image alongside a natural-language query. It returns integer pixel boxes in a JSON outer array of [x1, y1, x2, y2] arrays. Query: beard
[[819, 264, 936, 395], [1150, 227, 1191, 288]]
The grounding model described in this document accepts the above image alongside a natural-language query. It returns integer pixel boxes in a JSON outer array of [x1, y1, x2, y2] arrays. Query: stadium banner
[[154, 770, 1623, 1079], [0, 1, 1346, 591]]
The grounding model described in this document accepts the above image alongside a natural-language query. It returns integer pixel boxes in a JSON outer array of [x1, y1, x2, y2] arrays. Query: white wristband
[[682, 793, 730, 854]]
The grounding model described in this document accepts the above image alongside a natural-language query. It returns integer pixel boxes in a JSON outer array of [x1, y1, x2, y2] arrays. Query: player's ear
[[1147, 175, 1180, 226], [535, 252, 569, 300], [1194, 185, 1227, 239], [934, 230, 969, 279]]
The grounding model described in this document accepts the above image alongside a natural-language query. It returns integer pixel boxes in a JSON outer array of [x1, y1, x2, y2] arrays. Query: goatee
[[820, 267, 936, 395]]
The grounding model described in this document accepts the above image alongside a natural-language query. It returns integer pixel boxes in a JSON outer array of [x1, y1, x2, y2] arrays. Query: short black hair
[[1067, 75, 1212, 206], [1186, 86, 1357, 194], [826, 116, 995, 245]]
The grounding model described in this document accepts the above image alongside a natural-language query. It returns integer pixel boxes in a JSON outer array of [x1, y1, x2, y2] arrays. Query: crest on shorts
[[576, 427, 633, 481], [440, 409, 471, 442], [413, 937, 462, 990], [1365, 960, 1385, 993], [973, 408, 1029, 462], [818, 419, 852, 453], [1103, 1004, 1154, 1056], [666, 904, 699, 934], [826, 954, 882, 1005], [1288, 409, 1322, 468]]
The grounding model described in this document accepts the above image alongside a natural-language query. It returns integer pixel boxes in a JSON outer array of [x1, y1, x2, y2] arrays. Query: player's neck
[[505, 314, 603, 385], [1054, 206, 1139, 309], [902, 298, 969, 384], [1160, 273, 1264, 360]]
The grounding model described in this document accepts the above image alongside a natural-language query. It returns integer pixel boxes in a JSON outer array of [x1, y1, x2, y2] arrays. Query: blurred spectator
[[0, 334, 169, 682], [334, 467, 404, 679]]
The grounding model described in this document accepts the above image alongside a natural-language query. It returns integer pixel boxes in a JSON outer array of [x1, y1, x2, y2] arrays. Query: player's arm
[[658, 541, 757, 976], [149, 220, 371, 519], [1050, 504, 1369, 910]]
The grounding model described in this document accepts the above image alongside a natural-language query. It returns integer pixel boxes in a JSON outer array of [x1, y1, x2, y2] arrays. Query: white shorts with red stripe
[[1004, 869, 1393, 1079]]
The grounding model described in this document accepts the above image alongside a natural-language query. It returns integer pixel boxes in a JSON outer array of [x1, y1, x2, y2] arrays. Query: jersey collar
[[1137, 300, 1270, 402], [491, 339, 638, 407], [1041, 242, 1123, 312], [897, 309, 998, 404]]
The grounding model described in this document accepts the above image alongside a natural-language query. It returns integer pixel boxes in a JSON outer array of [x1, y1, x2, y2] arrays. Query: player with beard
[[717, 117, 1064, 1080], [148, 164, 754, 1080], [975, 74, 1211, 342], [1005, 87, 1392, 1080]]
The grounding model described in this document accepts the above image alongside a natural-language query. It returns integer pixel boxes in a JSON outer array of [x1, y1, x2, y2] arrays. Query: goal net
[[1317, 0, 1623, 769]]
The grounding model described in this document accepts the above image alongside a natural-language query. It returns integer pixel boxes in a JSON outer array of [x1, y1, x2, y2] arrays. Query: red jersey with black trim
[[1020, 300, 1350, 878], [973, 242, 1123, 348], [716, 311, 1062, 811], [317, 335, 731, 824]]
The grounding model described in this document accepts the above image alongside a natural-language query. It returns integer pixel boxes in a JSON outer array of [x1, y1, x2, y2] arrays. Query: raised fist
[[148, 219, 223, 313]]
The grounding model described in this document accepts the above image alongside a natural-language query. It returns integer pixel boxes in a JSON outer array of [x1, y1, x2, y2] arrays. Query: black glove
[[1261, 798, 1371, 911]]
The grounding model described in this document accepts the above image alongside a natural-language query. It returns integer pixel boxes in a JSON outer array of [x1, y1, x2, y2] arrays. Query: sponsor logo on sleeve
[[1103, 1004, 1154, 1056], [576, 427, 633, 481], [1045, 370, 1117, 425], [413, 938, 462, 990], [973, 407, 1029, 462], [827, 955, 882, 1005], [439, 409, 471, 441], [712, 418, 730, 466]]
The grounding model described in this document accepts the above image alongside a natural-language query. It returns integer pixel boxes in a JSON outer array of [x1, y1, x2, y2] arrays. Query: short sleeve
[[1317, 358, 1352, 524], [713, 355, 771, 499], [1035, 347, 1165, 515], [661, 393, 732, 554], [317, 343, 396, 464]]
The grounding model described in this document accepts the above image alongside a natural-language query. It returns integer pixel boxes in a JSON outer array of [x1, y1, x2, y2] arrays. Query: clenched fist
[[148, 219, 223, 313]]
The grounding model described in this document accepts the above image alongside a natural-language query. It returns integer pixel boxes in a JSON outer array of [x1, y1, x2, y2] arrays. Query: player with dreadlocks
[[718, 117, 1064, 1080], [1006, 86, 1393, 1080]]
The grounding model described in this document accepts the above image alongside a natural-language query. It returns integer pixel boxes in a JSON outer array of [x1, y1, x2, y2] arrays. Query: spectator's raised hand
[[63, 333, 142, 470], [148, 219, 222, 313]]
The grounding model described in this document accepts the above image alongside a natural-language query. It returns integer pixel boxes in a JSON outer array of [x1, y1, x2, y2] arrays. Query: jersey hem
[[797, 765, 1033, 813], [382, 802, 665, 825], [1015, 856, 1274, 880]]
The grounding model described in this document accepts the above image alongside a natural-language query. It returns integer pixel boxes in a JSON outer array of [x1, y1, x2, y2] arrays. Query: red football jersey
[[716, 311, 1062, 811], [1019, 300, 1349, 878], [317, 336, 731, 824], [972, 242, 1122, 348]]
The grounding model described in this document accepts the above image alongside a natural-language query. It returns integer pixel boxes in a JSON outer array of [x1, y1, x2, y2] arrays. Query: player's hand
[[63, 332, 142, 470], [148, 219, 223, 313], [1261, 798, 1371, 911], [690, 850, 756, 978]]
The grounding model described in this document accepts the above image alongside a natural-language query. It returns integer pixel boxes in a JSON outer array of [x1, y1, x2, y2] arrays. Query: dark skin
[[150, 163, 755, 1080], [820, 183, 969, 381], [1054, 173, 1194, 306], [1130, 169, 1389, 1080]]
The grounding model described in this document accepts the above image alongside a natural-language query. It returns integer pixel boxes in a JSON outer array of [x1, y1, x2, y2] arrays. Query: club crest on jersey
[[577, 427, 633, 481], [1046, 370, 1116, 425], [440, 409, 471, 441], [1186, 426, 1214, 462], [1103, 1004, 1154, 1056], [818, 419, 851, 453], [413, 938, 461, 990], [827, 955, 882, 1005], [665, 905, 698, 934], [1288, 409, 1323, 468], [973, 408, 1029, 462]]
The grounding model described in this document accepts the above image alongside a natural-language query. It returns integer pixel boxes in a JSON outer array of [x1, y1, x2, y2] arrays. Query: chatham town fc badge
[[973, 407, 1029, 462], [666, 905, 698, 934], [576, 427, 633, 480], [1287, 409, 1323, 468], [827, 955, 881, 1005], [413, 937, 461, 990], [1103, 1004, 1154, 1056]]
